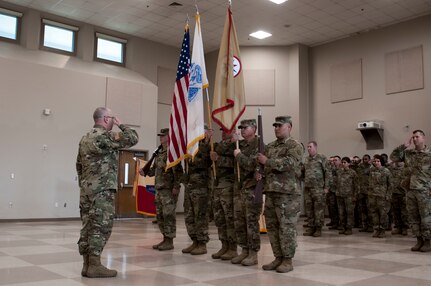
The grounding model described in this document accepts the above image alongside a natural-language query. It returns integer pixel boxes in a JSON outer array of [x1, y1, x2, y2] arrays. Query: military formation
[[77, 108, 430, 279]]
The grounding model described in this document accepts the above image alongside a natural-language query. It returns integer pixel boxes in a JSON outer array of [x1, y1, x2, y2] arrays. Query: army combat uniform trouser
[[407, 189, 431, 239], [213, 185, 236, 245], [265, 192, 300, 259], [155, 188, 178, 239], [184, 187, 209, 243], [78, 189, 115, 256], [234, 187, 261, 251], [304, 187, 325, 228]]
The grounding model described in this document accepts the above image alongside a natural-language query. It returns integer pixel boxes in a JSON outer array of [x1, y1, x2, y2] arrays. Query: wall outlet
[[9, 202, 13, 208]]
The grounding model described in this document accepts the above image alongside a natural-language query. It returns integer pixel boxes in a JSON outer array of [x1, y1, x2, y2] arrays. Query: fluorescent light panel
[[249, 30, 272, 39], [269, 0, 288, 4]]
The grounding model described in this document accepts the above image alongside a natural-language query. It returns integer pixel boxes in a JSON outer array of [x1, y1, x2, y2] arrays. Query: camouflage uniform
[[369, 167, 391, 232], [336, 168, 358, 232], [327, 165, 339, 227], [76, 124, 138, 256], [390, 145, 431, 240], [263, 134, 303, 260], [147, 146, 183, 239], [183, 140, 211, 244], [390, 164, 409, 233], [234, 136, 261, 252], [356, 162, 372, 231], [302, 154, 331, 230], [213, 138, 236, 246]]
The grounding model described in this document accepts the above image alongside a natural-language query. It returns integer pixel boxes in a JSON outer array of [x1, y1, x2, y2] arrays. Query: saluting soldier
[[390, 130, 431, 252], [76, 107, 138, 278], [257, 116, 303, 273]]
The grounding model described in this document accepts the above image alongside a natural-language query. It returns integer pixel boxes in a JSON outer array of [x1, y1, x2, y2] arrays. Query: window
[[0, 8, 22, 42], [95, 33, 127, 65], [41, 19, 78, 54]]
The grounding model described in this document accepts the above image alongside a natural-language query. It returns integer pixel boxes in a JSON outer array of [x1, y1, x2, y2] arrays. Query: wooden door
[[116, 149, 147, 218]]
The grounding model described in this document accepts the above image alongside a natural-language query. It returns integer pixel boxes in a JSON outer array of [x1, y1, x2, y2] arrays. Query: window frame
[[94, 32, 127, 66], [0, 7, 23, 44], [40, 18, 78, 56]]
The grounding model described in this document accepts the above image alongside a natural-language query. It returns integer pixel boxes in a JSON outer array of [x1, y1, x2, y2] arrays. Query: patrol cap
[[157, 128, 169, 136], [238, 119, 257, 129], [273, 116, 292, 126]]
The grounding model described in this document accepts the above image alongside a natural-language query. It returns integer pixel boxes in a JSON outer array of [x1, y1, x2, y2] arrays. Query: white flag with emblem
[[187, 12, 208, 158]]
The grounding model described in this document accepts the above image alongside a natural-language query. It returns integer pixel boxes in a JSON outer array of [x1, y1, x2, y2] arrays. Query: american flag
[[166, 26, 190, 170]]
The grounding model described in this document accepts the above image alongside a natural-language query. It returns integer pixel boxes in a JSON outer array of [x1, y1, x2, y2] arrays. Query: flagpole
[[205, 89, 217, 179], [236, 127, 241, 182]]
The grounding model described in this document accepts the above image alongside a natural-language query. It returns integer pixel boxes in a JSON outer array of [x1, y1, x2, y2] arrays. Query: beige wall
[[309, 15, 431, 157], [0, 3, 179, 219], [205, 44, 309, 145]]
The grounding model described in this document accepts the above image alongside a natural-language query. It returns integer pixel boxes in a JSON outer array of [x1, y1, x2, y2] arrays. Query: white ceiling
[[4, 0, 431, 51]]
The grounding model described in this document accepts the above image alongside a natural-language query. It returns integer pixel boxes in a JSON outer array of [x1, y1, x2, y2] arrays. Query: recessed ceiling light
[[249, 30, 272, 39], [269, 0, 288, 4]]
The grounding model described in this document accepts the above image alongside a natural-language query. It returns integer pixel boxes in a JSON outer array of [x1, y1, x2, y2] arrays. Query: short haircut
[[413, 130, 425, 136], [93, 107, 108, 121], [333, 155, 341, 160], [308, 140, 317, 147], [341, 157, 351, 163], [363, 154, 371, 160]]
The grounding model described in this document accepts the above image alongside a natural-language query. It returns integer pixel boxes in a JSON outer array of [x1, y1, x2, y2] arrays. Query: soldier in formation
[[182, 126, 212, 255], [369, 155, 392, 238], [302, 141, 331, 237], [141, 128, 183, 251], [210, 128, 238, 260], [232, 119, 261, 266], [257, 116, 303, 273]]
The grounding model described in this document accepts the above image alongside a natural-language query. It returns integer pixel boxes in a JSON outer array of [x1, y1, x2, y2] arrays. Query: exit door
[[116, 149, 147, 218]]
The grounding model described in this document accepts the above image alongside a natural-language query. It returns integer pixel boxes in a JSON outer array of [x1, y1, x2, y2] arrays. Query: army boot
[[401, 228, 408, 236], [359, 226, 368, 232], [372, 230, 380, 238], [212, 240, 228, 259], [344, 228, 353, 235], [420, 239, 431, 252], [86, 255, 117, 278], [220, 243, 238, 260], [377, 230, 386, 238], [411, 237, 424, 251], [81, 255, 89, 277], [313, 227, 322, 237], [190, 242, 207, 255], [158, 237, 174, 251], [338, 228, 345, 235], [152, 237, 166, 249], [303, 227, 315, 236], [231, 248, 248, 264], [262, 257, 283, 271], [241, 250, 258, 266], [391, 228, 402, 235], [182, 240, 198, 254], [275, 258, 293, 273]]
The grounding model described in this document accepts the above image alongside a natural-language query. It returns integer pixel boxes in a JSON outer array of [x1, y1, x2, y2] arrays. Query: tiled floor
[[1, 216, 431, 286]]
